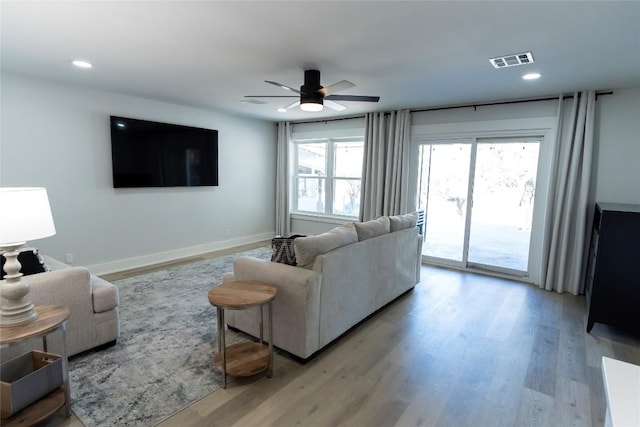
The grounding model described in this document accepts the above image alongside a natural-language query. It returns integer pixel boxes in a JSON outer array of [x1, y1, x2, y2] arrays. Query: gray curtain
[[359, 109, 412, 221], [275, 121, 292, 236], [540, 91, 596, 294]]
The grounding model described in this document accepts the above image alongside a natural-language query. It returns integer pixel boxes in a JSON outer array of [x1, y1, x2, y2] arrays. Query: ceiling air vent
[[489, 52, 534, 69]]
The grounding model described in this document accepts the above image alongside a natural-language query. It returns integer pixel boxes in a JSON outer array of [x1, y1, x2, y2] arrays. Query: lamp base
[[1, 243, 39, 328], [0, 303, 38, 327]]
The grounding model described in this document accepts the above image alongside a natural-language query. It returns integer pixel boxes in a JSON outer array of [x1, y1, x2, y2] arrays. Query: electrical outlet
[[65, 253, 74, 265]]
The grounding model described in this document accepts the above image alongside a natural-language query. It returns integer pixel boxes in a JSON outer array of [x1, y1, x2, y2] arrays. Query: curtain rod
[[291, 91, 614, 125], [411, 91, 613, 114], [292, 114, 366, 126]]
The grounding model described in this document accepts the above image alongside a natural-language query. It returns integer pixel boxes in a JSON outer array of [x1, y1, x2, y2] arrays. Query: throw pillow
[[0, 248, 48, 280], [354, 216, 390, 241], [294, 223, 358, 269], [389, 211, 419, 232], [271, 234, 306, 266]]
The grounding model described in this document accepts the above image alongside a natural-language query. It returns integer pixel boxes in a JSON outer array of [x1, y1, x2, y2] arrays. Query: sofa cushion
[[354, 216, 390, 241], [389, 212, 419, 232], [0, 247, 48, 279], [294, 224, 358, 269]]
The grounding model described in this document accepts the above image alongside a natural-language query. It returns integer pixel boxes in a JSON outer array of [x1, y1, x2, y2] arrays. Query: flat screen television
[[110, 116, 219, 188]]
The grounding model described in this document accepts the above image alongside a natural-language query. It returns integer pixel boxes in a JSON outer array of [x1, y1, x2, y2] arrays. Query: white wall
[[0, 73, 277, 274], [593, 88, 640, 205], [411, 98, 559, 125]]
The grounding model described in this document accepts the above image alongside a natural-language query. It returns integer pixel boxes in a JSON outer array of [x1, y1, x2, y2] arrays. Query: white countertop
[[602, 357, 640, 427]]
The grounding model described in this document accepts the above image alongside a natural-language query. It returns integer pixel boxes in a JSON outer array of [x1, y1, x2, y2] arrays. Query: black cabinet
[[585, 203, 640, 333]]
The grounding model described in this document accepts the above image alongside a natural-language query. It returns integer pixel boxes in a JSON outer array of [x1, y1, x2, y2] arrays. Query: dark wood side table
[[0, 305, 71, 426], [207, 281, 277, 388]]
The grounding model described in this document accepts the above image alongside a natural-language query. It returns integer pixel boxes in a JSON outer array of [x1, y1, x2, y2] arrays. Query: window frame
[[292, 136, 364, 219]]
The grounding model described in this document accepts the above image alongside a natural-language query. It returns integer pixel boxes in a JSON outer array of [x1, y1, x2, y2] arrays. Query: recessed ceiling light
[[72, 60, 93, 69], [523, 73, 542, 80]]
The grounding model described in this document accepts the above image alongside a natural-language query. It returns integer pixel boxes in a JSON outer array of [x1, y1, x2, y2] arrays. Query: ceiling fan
[[245, 70, 380, 112]]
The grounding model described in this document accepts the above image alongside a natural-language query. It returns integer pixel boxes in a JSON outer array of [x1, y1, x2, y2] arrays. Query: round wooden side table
[[207, 280, 277, 388], [0, 305, 71, 426]]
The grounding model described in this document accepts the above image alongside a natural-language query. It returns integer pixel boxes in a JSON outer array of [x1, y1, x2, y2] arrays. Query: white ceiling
[[2, 1, 639, 122]]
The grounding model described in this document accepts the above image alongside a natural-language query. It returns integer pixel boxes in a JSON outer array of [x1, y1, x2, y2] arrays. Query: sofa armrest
[[91, 276, 119, 313], [26, 267, 93, 308], [41, 256, 119, 314], [23, 267, 96, 355], [222, 271, 235, 285], [233, 256, 319, 286], [229, 256, 322, 359]]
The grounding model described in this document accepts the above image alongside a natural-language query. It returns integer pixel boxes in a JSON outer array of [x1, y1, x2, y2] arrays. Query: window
[[294, 138, 363, 218]]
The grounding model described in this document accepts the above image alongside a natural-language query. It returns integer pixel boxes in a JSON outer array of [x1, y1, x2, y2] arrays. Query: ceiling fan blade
[[324, 100, 347, 111], [244, 95, 298, 98], [325, 95, 380, 102], [319, 80, 355, 96], [265, 80, 305, 95], [283, 101, 300, 110]]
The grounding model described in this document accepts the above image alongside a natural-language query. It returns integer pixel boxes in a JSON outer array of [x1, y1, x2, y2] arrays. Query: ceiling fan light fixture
[[248, 70, 379, 113], [300, 100, 323, 112]]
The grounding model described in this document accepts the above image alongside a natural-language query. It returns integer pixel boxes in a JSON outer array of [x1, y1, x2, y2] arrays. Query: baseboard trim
[[87, 232, 273, 277]]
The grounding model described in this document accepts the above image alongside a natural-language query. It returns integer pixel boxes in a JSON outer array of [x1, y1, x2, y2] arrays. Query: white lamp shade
[[0, 187, 56, 246]]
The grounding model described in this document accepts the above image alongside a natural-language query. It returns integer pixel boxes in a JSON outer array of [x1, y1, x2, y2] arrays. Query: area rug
[[68, 246, 272, 427]]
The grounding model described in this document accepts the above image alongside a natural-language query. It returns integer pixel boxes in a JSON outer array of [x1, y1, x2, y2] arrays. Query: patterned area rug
[[68, 246, 271, 427]]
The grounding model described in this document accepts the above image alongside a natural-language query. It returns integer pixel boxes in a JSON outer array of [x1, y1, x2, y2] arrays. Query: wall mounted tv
[[110, 116, 219, 188]]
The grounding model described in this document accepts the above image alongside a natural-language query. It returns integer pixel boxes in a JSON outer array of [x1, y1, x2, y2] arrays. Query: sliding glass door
[[416, 137, 541, 277], [417, 142, 471, 262], [467, 140, 540, 273]]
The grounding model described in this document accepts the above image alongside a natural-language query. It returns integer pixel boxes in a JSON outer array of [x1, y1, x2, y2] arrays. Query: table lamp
[[0, 187, 56, 327]]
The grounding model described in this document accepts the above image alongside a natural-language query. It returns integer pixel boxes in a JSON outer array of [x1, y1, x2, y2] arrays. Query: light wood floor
[[47, 264, 640, 427]]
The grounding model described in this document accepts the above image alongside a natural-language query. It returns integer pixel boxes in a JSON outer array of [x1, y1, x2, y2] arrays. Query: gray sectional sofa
[[223, 213, 422, 360]]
